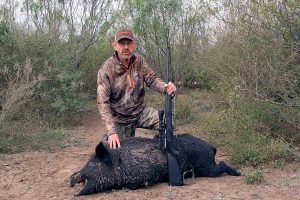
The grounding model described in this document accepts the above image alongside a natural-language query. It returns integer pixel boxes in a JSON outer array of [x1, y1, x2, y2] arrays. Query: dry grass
[[0, 59, 45, 124]]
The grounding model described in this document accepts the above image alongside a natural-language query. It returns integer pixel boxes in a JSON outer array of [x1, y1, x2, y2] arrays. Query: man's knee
[[138, 107, 159, 130]]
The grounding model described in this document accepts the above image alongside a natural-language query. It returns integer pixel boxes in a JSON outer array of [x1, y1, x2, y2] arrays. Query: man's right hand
[[164, 82, 177, 95], [107, 133, 121, 149]]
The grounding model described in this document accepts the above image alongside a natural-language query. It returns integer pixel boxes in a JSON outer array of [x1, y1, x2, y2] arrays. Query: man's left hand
[[165, 82, 177, 95]]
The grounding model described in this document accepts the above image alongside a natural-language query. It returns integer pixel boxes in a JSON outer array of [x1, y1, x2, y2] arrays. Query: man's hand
[[107, 133, 121, 149], [165, 82, 177, 95]]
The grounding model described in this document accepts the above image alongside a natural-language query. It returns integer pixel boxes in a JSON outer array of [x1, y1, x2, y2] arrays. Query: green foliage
[[0, 20, 8, 43], [145, 89, 165, 109], [0, 58, 42, 124], [0, 128, 66, 154], [30, 129, 66, 151], [1, 0, 299, 159], [181, 66, 217, 90], [199, 2, 300, 131], [174, 95, 193, 123], [203, 99, 290, 166], [36, 69, 90, 119], [272, 160, 286, 169], [146, 89, 195, 124], [0, 31, 91, 124], [244, 170, 265, 185], [231, 149, 266, 166], [0, 0, 116, 123], [126, 0, 206, 82], [79, 38, 113, 98]]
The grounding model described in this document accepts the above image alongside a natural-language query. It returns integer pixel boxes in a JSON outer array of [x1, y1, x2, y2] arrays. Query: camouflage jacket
[[97, 52, 166, 135]]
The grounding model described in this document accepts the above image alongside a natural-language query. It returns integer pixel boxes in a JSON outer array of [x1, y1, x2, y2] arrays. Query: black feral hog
[[68, 134, 240, 196]]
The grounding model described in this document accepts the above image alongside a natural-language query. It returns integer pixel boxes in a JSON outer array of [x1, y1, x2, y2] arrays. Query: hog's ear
[[95, 142, 112, 166], [95, 142, 108, 159]]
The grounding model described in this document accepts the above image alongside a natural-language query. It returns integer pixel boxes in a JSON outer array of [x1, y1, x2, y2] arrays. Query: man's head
[[112, 29, 137, 62]]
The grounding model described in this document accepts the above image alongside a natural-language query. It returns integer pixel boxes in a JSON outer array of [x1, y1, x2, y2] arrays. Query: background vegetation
[[0, 0, 299, 172]]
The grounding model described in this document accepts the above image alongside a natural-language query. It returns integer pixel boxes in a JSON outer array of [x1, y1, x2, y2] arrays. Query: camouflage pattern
[[97, 52, 166, 136], [115, 106, 159, 139]]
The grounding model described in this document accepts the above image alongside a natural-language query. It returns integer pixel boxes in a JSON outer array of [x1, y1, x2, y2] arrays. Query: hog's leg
[[209, 161, 241, 177]]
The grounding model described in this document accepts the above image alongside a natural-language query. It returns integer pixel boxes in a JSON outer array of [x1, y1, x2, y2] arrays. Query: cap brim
[[116, 36, 134, 41]]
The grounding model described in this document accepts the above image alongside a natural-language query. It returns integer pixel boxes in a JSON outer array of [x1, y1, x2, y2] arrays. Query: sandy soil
[[0, 111, 299, 200]]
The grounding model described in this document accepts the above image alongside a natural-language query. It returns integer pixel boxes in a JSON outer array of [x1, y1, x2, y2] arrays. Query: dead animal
[[68, 134, 240, 196]]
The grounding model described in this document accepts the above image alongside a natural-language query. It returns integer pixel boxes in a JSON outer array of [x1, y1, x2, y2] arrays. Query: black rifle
[[157, 42, 183, 186], [158, 94, 183, 186]]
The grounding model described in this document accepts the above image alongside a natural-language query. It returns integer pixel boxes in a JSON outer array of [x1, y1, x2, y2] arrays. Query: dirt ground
[[0, 111, 299, 200]]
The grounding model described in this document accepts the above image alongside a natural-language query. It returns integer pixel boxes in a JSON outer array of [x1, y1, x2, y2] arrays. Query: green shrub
[[36, 69, 91, 121], [272, 160, 286, 169], [244, 170, 265, 184], [231, 149, 266, 166], [203, 98, 290, 166]]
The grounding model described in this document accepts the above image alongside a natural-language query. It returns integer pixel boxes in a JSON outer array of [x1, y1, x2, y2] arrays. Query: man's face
[[112, 39, 137, 61]]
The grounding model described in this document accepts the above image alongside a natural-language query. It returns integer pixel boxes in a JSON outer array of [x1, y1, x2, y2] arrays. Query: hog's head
[[68, 142, 121, 196]]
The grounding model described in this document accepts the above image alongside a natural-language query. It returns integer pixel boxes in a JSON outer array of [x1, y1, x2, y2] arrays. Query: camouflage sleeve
[[97, 66, 117, 136], [141, 57, 166, 93]]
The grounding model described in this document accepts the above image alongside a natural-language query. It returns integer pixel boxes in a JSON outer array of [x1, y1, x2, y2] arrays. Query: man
[[97, 29, 176, 149]]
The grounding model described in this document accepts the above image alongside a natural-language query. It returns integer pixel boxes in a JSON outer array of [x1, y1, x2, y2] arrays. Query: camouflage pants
[[117, 106, 159, 139], [102, 106, 159, 142]]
